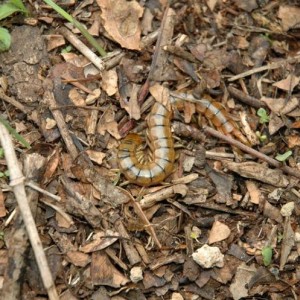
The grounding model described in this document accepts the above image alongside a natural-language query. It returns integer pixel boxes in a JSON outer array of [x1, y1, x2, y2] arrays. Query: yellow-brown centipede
[[118, 96, 248, 186]]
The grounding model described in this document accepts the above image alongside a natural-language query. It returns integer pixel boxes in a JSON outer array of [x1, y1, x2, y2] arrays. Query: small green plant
[[0, 116, 30, 149], [275, 150, 292, 162], [257, 108, 270, 124], [0, 170, 9, 178], [262, 246, 273, 266], [256, 131, 268, 143], [0, 0, 28, 52]]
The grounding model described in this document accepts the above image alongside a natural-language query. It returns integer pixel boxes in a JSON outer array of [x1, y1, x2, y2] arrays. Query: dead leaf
[[206, 0, 218, 11], [149, 84, 171, 110], [97, 106, 121, 139], [278, 5, 300, 31], [80, 231, 119, 253], [86, 150, 106, 165], [91, 251, 129, 287], [208, 221, 231, 244], [97, 0, 144, 50], [229, 263, 257, 300], [101, 69, 118, 96], [235, 0, 258, 12], [263, 201, 283, 223], [268, 112, 285, 135], [272, 74, 300, 92], [287, 134, 300, 148], [280, 219, 295, 270], [273, 74, 300, 92], [245, 180, 262, 204], [85, 88, 101, 105], [66, 251, 90, 267]]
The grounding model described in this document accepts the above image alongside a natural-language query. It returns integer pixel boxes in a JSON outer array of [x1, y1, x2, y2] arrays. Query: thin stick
[[203, 126, 300, 179], [0, 125, 59, 300], [228, 55, 300, 82], [59, 27, 104, 71], [119, 187, 162, 249]]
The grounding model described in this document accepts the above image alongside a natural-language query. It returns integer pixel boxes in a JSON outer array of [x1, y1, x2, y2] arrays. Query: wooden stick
[[203, 126, 300, 179], [0, 125, 59, 300]]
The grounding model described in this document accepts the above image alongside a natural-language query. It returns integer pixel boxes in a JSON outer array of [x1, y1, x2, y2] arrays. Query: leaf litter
[[0, 1, 300, 300]]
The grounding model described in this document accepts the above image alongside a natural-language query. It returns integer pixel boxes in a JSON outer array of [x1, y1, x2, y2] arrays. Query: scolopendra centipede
[[118, 102, 175, 186], [118, 94, 248, 186]]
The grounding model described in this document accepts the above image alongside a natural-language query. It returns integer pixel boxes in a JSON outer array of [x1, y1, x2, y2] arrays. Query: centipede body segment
[[118, 96, 248, 186]]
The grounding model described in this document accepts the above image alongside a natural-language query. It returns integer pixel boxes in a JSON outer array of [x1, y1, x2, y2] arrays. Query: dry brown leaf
[[86, 150, 106, 165], [280, 219, 295, 270], [287, 134, 300, 148], [66, 251, 90, 267], [85, 88, 101, 105], [208, 221, 231, 244], [44, 34, 65, 51], [272, 74, 300, 92], [278, 5, 300, 31], [149, 84, 171, 110], [91, 251, 129, 287], [69, 88, 85, 106], [229, 263, 257, 300], [97, 0, 144, 50], [245, 180, 261, 205], [80, 231, 119, 253], [268, 112, 285, 135], [235, 0, 258, 12], [101, 69, 118, 96], [97, 106, 121, 139], [206, 0, 218, 11]]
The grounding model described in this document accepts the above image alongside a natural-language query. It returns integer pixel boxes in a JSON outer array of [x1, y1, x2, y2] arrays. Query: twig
[[0, 89, 31, 114], [120, 187, 162, 249], [26, 181, 61, 201], [58, 27, 104, 71], [227, 85, 266, 108], [203, 126, 300, 179], [44, 88, 79, 160], [0, 124, 59, 300], [228, 55, 300, 82]]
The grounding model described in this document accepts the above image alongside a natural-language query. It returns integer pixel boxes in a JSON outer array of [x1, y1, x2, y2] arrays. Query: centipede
[[118, 94, 248, 186]]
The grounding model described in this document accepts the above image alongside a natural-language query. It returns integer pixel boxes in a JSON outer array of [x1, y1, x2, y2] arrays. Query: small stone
[[192, 244, 224, 268], [280, 202, 294, 217], [130, 266, 143, 283]]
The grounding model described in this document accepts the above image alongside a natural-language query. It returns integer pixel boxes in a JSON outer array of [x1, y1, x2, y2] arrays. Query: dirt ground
[[0, 0, 300, 299]]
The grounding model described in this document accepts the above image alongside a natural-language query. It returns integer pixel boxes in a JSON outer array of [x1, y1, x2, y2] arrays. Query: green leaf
[[0, 148, 4, 159], [0, 0, 28, 20], [275, 150, 292, 162], [262, 246, 273, 266], [257, 108, 270, 124], [0, 115, 31, 149], [0, 27, 11, 52]]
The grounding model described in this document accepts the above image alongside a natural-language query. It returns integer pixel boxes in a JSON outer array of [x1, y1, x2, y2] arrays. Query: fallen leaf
[[272, 74, 300, 92], [97, 0, 144, 50], [86, 150, 106, 165], [229, 263, 257, 300], [278, 5, 300, 31], [101, 69, 118, 96], [208, 221, 231, 244]]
